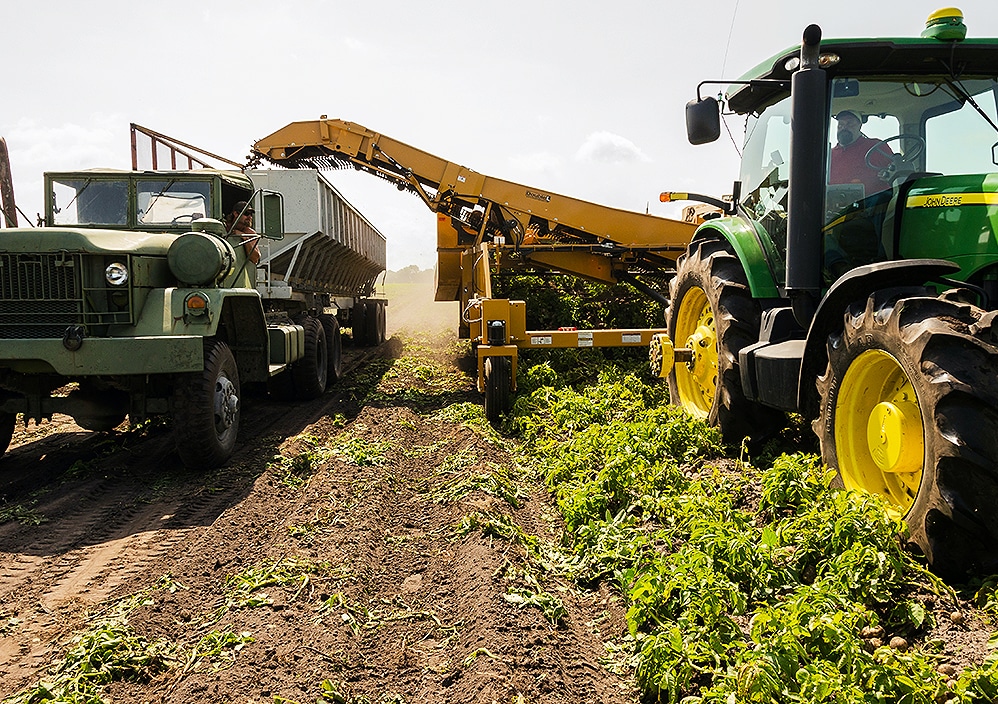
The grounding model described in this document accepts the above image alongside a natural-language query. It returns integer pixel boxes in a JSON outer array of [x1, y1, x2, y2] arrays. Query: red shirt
[[830, 135, 893, 196]]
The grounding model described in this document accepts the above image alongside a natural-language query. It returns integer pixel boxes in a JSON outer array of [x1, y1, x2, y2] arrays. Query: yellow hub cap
[[674, 286, 717, 417], [835, 349, 924, 514]]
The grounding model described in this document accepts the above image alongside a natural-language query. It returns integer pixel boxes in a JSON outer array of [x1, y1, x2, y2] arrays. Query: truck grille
[[0, 253, 133, 339]]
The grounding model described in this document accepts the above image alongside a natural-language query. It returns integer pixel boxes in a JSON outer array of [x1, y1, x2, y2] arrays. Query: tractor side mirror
[[686, 97, 721, 145]]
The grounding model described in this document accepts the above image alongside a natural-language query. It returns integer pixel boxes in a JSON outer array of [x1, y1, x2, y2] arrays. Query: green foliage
[[225, 557, 325, 610], [507, 357, 998, 702], [330, 434, 390, 467], [8, 622, 171, 704]]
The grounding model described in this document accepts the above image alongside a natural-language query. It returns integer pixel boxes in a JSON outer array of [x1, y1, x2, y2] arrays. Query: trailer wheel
[[0, 411, 15, 458], [352, 302, 368, 346], [362, 300, 384, 346], [667, 233, 784, 444], [319, 314, 343, 383], [816, 291, 998, 576], [292, 316, 328, 400], [484, 356, 512, 426], [172, 339, 240, 470]]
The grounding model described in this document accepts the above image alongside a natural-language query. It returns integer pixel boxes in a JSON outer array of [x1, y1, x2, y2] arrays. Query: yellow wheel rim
[[835, 349, 924, 514], [673, 286, 718, 418]]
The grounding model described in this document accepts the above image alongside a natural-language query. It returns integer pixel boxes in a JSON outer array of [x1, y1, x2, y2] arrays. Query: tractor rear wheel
[[667, 233, 784, 445], [816, 290, 998, 576]]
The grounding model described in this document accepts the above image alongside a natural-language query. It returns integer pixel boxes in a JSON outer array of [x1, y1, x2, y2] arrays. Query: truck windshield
[[137, 180, 211, 226], [51, 177, 128, 226]]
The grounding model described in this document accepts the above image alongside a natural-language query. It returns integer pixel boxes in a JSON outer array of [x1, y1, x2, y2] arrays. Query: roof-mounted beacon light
[[922, 7, 967, 41]]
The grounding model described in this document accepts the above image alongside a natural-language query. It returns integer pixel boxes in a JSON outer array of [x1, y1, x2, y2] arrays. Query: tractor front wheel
[[667, 233, 784, 445], [816, 290, 998, 576]]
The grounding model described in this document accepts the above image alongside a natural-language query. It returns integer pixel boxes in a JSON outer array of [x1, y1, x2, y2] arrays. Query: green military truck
[[0, 165, 386, 469], [657, 8, 998, 575]]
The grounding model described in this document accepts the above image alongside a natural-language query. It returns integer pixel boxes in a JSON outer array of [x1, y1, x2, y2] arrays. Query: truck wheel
[[319, 314, 343, 383], [0, 412, 16, 458], [292, 316, 328, 400], [484, 355, 512, 426], [363, 300, 383, 346], [172, 339, 240, 470], [815, 291, 998, 576], [352, 302, 368, 346], [667, 233, 784, 444]]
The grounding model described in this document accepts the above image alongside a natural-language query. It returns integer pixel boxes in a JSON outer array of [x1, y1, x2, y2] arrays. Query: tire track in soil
[[0, 343, 388, 687]]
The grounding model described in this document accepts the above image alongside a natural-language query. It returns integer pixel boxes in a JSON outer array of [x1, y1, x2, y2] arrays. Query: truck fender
[[217, 294, 270, 384], [796, 258, 960, 417]]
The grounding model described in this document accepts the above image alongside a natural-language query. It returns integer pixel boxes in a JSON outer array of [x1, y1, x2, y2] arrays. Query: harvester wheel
[[667, 233, 784, 444], [816, 291, 998, 576], [0, 411, 15, 458], [172, 339, 240, 470], [292, 316, 328, 400], [484, 355, 512, 426], [319, 314, 343, 383]]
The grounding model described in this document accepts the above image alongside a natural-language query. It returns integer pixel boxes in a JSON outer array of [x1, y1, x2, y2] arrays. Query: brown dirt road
[[0, 283, 637, 704]]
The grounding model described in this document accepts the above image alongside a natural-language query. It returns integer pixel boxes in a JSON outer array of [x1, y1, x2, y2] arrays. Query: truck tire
[[815, 291, 998, 576], [0, 412, 15, 458], [484, 355, 512, 426], [292, 316, 328, 400], [352, 301, 368, 346], [667, 233, 784, 445], [319, 314, 343, 383], [362, 300, 384, 347], [172, 339, 240, 470]]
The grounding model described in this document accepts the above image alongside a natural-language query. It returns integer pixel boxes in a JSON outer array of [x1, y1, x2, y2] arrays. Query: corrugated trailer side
[[249, 169, 386, 298]]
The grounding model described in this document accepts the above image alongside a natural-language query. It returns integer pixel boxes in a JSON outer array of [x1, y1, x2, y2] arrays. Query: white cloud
[[574, 131, 652, 165]]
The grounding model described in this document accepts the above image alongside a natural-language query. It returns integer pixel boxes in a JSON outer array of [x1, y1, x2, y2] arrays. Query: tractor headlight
[[105, 262, 129, 286]]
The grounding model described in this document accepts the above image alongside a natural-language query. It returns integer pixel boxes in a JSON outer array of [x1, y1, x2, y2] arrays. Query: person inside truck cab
[[224, 201, 261, 265], [829, 110, 894, 196]]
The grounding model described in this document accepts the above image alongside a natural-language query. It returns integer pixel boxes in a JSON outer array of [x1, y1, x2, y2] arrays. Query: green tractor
[[664, 8, 998, 576]]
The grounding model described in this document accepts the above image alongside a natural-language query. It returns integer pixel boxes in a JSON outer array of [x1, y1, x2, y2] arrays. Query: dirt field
[[0, 283, 636, 703], [2, 281, 996, 703]]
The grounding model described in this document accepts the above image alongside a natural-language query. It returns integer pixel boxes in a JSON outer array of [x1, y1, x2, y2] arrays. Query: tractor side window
[[740, 97, 792, 256], [924, 79, 998, 175]]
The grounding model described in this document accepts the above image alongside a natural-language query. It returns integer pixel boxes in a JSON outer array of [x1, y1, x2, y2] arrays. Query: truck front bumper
[[0, 336, 204, 375]]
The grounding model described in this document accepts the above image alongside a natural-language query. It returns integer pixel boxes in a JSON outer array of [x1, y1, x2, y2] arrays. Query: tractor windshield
[[739, 75, 998, 283]]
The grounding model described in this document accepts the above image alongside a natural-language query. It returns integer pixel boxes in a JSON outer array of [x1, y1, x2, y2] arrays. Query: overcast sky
[[3, 0, 996, 270]]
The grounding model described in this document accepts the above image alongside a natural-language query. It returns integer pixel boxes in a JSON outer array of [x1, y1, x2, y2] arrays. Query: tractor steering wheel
[[865, 134, 926, 183]]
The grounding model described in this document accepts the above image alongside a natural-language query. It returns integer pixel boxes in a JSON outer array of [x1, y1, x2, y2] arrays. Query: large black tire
[[484, 356, 512, 426], [815, 290, 998, 577], [362, 300, 384, 347], [352, 302, 368, 346], [172, 339, 241, 470], [291, 316, 328, 400], [667, 233, 784, 445], [319, 314, 343, 384], [0, 412, 16, 458]]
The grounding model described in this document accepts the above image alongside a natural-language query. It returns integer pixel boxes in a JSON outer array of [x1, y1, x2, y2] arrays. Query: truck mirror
[[686, 97, 721, 145], [992, 141, 998, 167]]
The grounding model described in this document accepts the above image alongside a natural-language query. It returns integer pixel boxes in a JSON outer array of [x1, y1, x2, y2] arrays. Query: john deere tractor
[[662, 9, 998, 576]]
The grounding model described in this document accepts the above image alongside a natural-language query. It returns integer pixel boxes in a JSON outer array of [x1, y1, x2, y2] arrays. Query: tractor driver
[[829, 110, 894, 196], [224, 201, 261, 265]]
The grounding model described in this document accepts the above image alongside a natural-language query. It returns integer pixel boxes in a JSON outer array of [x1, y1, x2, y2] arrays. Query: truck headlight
[[105, 262, 129, 286]]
